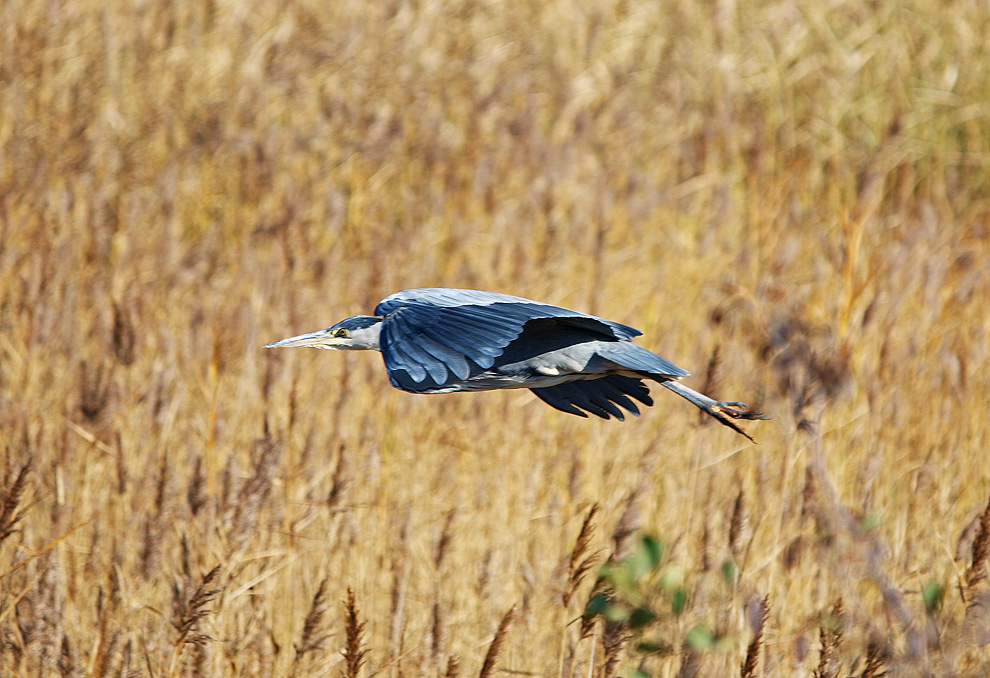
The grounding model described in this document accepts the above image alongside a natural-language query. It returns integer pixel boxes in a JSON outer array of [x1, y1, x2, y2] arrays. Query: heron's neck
[[346, 321, 382, 351]]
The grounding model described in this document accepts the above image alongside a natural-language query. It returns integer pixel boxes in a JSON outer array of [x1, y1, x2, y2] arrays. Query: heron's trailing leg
[[660, 380, 768, 442]]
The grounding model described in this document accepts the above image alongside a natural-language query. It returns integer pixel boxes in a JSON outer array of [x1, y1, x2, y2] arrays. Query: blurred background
[[1, 0, 989, 675]]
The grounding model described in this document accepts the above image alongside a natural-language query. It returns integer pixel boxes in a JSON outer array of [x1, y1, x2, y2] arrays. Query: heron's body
[[391, 339, 650, 393], [265, 288, 766, 440]]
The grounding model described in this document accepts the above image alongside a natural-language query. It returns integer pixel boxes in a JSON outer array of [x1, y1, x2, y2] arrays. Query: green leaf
[[721, 559, 738, 584], [640, 535, 663, 567], [658, 564, 684, 593], [859, 513, 882, 531], [670, 587, 687, 615], [604, 563, 634, 592], [686, 624, 716, 650], [631, 670, 652, 678], [629, 606, 657, 628], [923, 582, 944, 614], [586, 592, 609, 616], [626, 536, 663, 582], [604, 603, 630, 623]]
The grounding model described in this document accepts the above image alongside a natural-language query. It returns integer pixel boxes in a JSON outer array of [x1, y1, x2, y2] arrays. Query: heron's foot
[[714, 401, 770, 421], [702, 401, 769, 443]]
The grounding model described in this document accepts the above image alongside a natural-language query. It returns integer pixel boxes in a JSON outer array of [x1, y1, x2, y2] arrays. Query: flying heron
[[265, 288, 767, 440]]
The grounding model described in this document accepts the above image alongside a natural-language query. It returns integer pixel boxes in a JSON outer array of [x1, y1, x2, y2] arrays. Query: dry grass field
[[2, 0, 990, 675]]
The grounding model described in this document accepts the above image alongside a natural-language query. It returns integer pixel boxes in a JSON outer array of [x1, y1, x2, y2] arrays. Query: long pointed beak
[[263, 329, 330, 349]]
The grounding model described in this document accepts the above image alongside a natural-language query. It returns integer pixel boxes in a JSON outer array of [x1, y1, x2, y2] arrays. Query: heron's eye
[[334, 328, 348, 338]]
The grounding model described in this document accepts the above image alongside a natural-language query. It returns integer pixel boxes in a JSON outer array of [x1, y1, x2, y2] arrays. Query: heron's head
[[264, 315, 382, 351]]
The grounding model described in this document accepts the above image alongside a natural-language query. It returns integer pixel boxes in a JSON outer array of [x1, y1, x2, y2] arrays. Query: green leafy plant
[[584, 535, 739, 674]]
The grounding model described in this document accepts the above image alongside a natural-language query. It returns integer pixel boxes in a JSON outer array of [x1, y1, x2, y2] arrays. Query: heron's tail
[[660, 380, 767, 442]]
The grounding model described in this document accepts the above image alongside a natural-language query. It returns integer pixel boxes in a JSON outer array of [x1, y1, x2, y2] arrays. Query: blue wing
[[374, 288, 642, 388], [531, 376, 654, 421]]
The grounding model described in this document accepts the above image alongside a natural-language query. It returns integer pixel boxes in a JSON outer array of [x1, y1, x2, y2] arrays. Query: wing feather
[[531, 376, 654, 420], [405, 325, 471, 380], [376, 288, 645, 388], [376, 289, 641, 339], [421, 327, 502, 359], [592, 379, 640, 416], [389, 315, 450, 384], [430, 312, 514, 344], [531, 388, 589, 417], [381, 330, 429, 382], [555, 382, 620, 419]]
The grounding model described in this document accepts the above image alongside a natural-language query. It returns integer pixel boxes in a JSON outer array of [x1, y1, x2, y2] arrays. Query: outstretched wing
[[531, 376, 654, 421], [374, 288, 642, 388]]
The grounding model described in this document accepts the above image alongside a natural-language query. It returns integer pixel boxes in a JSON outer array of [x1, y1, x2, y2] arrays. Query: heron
[[264, 288, 767, 440]]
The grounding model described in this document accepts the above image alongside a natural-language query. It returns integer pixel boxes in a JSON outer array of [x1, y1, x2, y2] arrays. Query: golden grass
[[2, 0, 990, 674]]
